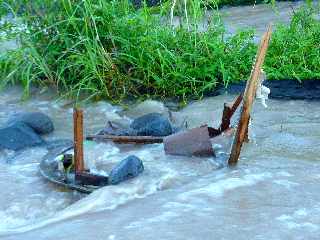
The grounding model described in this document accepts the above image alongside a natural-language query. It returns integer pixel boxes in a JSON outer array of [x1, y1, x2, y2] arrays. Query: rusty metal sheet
[[163, 125, 214, 157]]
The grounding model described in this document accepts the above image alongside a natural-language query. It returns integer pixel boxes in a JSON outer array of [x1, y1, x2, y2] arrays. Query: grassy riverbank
[[0, 0, 319, 101]]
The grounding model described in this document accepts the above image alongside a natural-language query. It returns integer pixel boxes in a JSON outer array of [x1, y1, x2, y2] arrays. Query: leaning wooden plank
[[86, 134, 164, 144], [228, 25, 272, 166], [73, 108, 85, 173]]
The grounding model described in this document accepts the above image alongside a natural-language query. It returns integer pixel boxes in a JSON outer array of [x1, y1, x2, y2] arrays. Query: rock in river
[[130, 113, 173, 137], [0, 122, 45, 151], [99, 112, 174, 137], [0, 112, 54, 151], [7, 112, 54, 134], [109, 155, 144, 185]]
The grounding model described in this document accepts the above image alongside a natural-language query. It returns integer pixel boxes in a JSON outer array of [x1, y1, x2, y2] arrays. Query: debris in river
[[163, 93, 242, 157], [164, 126, 214, 157], [75, 171, 109, 187], [86, 134, 164, 144], [41, 108, 144, 192], [40, 27, 273, 193], [90, 112, 175, 144], [219, 94, 243, 133], [228, 25, 272, 166], [256, 69, 270, 108]]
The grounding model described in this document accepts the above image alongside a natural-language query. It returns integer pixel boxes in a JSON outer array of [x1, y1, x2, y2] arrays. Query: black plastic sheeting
[[216, 79, 320, 100]]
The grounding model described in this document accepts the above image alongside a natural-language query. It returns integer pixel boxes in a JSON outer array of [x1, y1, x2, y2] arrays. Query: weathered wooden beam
[[86, 134, 164, 144], [228, 25, 272, 166], [73, 108, 85, 173], [220, 94, 243, 132], [75, 171, 109, 186]]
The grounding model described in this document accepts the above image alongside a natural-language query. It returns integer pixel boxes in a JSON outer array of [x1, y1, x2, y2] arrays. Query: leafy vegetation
[[265, 5, 320, 81], [0, 0, 319, 101]]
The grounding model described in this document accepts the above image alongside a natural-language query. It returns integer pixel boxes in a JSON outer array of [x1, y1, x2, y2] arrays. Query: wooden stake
[[73, 108, 84, 173], [220, 94, 243, 132], [228, 25, 272, 166]]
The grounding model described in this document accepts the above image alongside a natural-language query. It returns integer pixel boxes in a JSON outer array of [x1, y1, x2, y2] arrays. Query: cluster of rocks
[[0, 111, 175, 151]]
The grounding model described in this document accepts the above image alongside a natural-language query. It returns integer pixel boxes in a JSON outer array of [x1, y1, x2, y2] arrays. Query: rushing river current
[[1, 1, 320, 239], [1, 85, 320, 240]]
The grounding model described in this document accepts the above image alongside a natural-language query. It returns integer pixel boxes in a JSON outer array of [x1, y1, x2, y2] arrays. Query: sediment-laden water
[[0, 85, 320, 239]]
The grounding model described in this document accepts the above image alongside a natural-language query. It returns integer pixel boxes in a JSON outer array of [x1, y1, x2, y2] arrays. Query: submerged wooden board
[[39, 144, 98, 194], [86, 134, 164, 144]]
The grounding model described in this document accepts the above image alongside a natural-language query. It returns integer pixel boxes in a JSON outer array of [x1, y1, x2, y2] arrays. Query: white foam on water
[[178, 172, 272, 200], [276, 171, 293, 177], [0, 212, 28, 232], [125, 211, 180, 230], [108, 235, 116, 240], [276, 208, 319, 232], [0, 155, 181, 234], [273, 179, 300, 189], [276, 214, 293, 221], [146, 211, 179, 223], [294, 208, 308, 217]]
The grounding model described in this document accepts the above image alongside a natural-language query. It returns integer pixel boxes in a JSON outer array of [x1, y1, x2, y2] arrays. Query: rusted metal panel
[[164, 125, 214, 157]]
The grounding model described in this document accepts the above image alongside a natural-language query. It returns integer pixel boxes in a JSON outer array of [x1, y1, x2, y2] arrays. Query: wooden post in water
[[220, 94, 243, 132], [228, 26, 272, 166], [73, 108, 84, 173]]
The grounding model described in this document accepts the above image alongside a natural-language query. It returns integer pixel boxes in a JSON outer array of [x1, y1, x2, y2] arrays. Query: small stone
[[109, 155, 144, 185]]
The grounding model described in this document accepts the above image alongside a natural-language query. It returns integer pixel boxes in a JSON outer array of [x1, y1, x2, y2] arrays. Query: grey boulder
[[0, 122, 45, 151], [109, 155, 144, 185], [7, 112, 54, 135], [130, 113, 173, 137]]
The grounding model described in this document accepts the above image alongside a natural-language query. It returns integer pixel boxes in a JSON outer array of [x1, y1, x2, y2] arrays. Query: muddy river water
[[1, 1, 320, 239]]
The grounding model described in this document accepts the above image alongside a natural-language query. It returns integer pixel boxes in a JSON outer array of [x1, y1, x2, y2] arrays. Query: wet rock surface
[[7, 112, 54, 134], [130, 113, 173, 137], [109, 155, 144, 185], [1, 112, 54, 151], [100, 113, 174, 137], [0, 122, 45, 151]]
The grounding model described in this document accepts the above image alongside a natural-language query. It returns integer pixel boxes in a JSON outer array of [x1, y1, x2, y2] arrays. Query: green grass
[[265, 5, 320, 81], [0, 0, 319, 101]]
